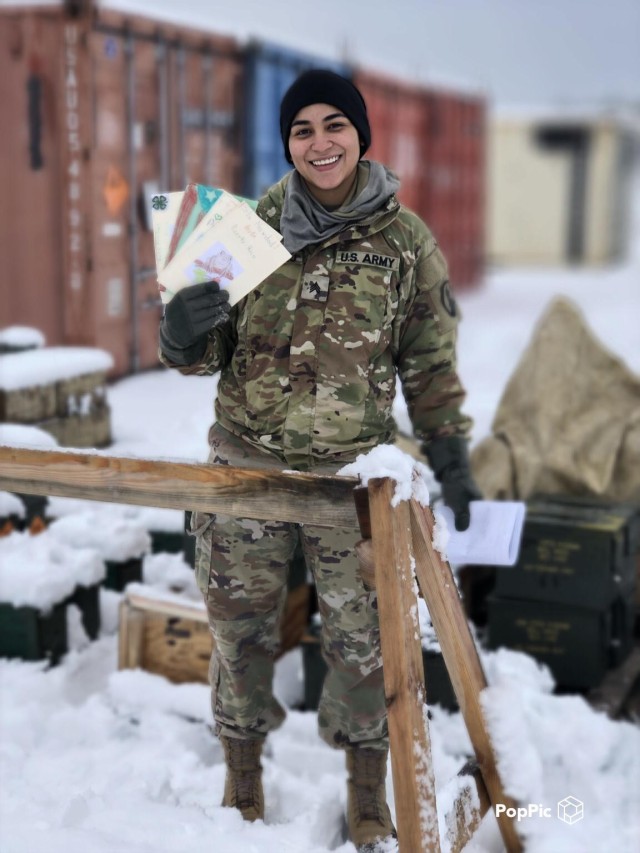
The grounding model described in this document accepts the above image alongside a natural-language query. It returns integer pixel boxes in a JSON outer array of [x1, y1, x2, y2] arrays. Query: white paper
[[436, 500, 526, 566]]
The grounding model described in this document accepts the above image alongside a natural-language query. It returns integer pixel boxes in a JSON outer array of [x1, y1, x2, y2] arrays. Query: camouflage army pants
[[191, 423, 388, 751]]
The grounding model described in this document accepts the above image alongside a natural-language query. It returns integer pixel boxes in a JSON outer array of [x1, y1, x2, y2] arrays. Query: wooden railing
[[0, 445, 521, 852]]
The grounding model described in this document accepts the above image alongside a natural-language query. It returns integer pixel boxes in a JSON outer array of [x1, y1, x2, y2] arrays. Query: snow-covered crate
[[38, 408, 112, 448], [65, 583, 101, 640], [11, 493, 48, 532], [128, 507, 188, 557], [0, 383, 57, 423], [0, 600, 68, 664], [0, 326, 45, 355], [55, 370, 108, 418], [0, 492, 25, 536], [0, 347, 113, 433], [48, 509, 150, 591], [105, 557, 143, 591], [151, 526, 189, 556], [0, 530, 106, 663]]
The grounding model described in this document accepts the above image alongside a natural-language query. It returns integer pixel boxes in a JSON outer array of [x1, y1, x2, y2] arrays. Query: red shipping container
[[354, 68, 486, 291], [422, 91, 487, 291], [0, 1, 244, 376], [355, 69, 429, 217]]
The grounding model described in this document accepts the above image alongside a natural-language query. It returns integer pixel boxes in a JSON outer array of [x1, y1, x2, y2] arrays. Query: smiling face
[[288, 103, 361, 207]]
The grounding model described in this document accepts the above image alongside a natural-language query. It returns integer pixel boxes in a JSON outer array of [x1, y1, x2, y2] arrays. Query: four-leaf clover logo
[[152, 195, 168, 211]]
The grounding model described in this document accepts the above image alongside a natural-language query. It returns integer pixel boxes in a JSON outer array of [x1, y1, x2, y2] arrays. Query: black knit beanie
[[280, 69, 371, 165]]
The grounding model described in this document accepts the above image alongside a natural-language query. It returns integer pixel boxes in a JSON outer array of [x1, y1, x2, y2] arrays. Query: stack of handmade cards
[[151, 183, 290, 306]]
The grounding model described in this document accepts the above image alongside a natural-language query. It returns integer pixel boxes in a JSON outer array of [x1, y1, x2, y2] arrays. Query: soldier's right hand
[[162, 281, 230, 348], [158, 281, 231, 366]]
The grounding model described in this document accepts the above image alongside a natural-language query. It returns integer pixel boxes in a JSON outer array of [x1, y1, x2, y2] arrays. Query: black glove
[[159, 281, 230, 365], [424, 435, 482, 532]]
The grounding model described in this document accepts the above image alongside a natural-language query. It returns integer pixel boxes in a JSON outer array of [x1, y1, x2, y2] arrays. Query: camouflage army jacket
[[161, 172, 472, 471]]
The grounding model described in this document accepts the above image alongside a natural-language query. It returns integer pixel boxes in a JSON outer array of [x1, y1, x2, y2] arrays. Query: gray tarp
[[470, 297, 640, 504]]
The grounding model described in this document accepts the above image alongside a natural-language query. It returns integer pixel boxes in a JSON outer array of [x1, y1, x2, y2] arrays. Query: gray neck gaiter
[[280, 161, 401, 254]]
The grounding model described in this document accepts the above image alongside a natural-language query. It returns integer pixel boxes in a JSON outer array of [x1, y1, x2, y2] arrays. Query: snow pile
[[0, 492, 25, 520], [481, 649, 640, 852], [47, 497, 186, 536], [0, 347, 113, 391], [47, 497, 186, 534], [48, 510, 151, 562], [142, 552, 201, 601], [128, 506, 186, 533], [339, 444, 431, 507], [0, 530, 105, 610], [0, 424, 58, 448], [0, 326, 45, 349], [107, 368, 213, 462]]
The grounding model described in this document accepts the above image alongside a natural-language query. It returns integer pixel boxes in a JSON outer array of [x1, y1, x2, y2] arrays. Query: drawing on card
[[190, 242, 242, 287]]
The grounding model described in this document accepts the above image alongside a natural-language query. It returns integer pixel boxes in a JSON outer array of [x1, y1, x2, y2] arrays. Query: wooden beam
[[0, 446, 360, 529], [444, 760, 491, 853], [409, 500, 522, 853], [368, 478, 440, 852]]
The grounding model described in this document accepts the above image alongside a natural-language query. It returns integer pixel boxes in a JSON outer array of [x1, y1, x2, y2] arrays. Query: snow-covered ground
[[2, 169, 640, 851]]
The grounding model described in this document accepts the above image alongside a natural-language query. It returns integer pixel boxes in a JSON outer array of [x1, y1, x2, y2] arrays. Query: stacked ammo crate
[[488, 495, 639, 689]]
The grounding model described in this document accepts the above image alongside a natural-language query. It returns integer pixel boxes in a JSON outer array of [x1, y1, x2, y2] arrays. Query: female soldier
[[158, 69, 479, 852]]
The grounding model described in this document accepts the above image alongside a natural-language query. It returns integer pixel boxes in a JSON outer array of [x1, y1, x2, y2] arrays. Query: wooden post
[[368, 478, 440, 853], [409, 499, 522, 853]]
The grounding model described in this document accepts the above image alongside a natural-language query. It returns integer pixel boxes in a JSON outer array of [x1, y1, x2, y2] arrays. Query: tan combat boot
[[346, 747, 397, 851], [220, 735, 264, 822]]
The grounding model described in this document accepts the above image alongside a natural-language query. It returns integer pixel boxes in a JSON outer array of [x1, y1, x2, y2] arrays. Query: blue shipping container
[[242, 41, 351, 200]]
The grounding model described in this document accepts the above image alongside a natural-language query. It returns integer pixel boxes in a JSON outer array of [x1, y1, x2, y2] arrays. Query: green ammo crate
[[494, 495, 639, 608], [104, 557, 143, 592], [0, 600, 68, 664], [65, 583, 100, 640], [150, 529, 187, 554], [301, 630, 457, 711], [13, 493, 48, 530], [488, 594, 635, 689], [151, 512, 195, 564]]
